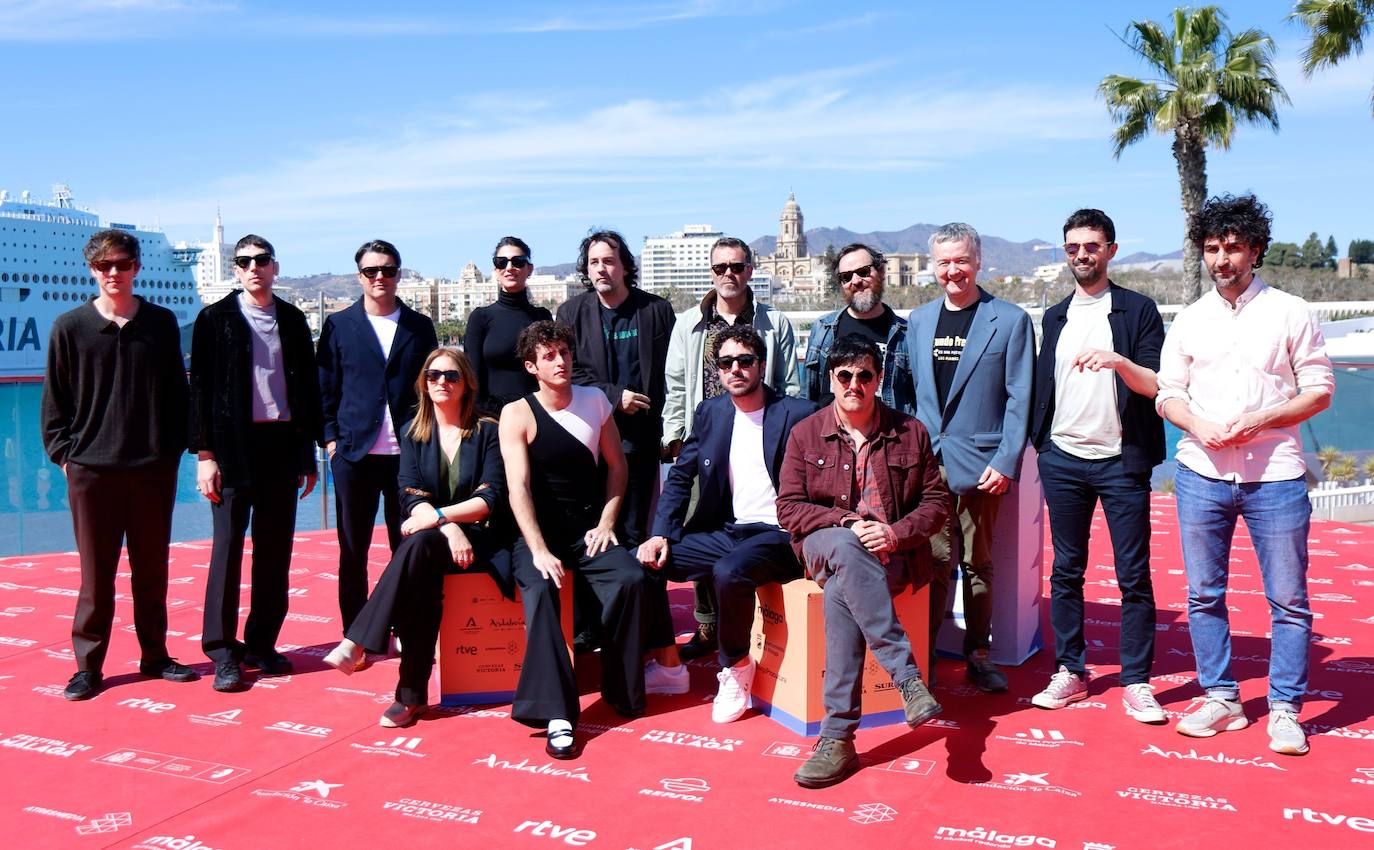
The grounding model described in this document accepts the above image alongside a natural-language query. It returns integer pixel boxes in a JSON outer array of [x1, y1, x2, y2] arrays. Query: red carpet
[[2, 493, 1372, 849]]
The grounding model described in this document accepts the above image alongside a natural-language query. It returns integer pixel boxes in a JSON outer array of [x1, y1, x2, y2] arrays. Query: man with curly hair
[[1157, 193, 1333, 756]]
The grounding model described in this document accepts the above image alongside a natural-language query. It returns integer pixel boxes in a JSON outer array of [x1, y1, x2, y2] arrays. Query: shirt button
[[704, 459, 711, 466], [817, 459, 824, 466], [844, 464, 850, 470], [840, 495, 847, 501]]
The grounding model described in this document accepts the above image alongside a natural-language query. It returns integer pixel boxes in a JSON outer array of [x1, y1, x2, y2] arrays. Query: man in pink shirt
[[1155, 194, 1333, 757]]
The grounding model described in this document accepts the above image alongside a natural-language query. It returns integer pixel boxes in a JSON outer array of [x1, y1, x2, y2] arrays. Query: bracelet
[[435, 512, 449, 528]]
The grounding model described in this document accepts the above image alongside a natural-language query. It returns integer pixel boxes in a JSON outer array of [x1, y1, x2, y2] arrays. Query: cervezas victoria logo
[[1116, 787, 1236, 812], [381, 797, 481, 825]]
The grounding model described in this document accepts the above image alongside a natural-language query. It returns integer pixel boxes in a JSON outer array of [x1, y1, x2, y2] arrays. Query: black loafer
[[139, 658, 200, 683], [63, 671, 103, 701], [244, 650, 293, 676], [677, 623, 717, 662], [545, 728, 579, 760]]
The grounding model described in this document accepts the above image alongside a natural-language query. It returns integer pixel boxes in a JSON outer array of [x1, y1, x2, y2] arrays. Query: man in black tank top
[[499, 321, 648, 760]]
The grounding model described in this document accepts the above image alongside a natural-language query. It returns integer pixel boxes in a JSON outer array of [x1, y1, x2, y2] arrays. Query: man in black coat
[[317, 239, 437, 632], [189, 234, 321, 692]]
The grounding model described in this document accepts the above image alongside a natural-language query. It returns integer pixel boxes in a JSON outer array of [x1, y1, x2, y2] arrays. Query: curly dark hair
[[516, 319, 576, 365], [1188, 193, 1272, 268], [712, 323, 765, 362], [575, 230, 638, 290]]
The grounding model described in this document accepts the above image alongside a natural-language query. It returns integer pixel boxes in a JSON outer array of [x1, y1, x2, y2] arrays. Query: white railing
[[1309, 481, 1374, 521]]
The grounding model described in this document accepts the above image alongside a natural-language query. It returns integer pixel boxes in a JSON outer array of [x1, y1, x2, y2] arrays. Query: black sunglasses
[[425, 369, 462, 384], [716, 354, 760, 370], [834, 368, 876, 385], [233, 253, 273, 269], [91, 258, 137, 273], [359, 265, 400, 279], [837, 264, 876, 285], [711, 262, 748, 275], [493, 255, 531, 270]]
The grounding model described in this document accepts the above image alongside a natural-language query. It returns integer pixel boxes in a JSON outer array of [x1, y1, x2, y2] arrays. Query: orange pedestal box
[[434, 572, 572, 707], [749, 578, 929, 736]]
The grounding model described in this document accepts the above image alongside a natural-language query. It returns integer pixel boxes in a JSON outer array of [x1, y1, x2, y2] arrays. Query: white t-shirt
[[547, 385, 614, 461], [366, 308, 402, 455], [728, 406, 780, 527], [1050, 290, 1121, 459]]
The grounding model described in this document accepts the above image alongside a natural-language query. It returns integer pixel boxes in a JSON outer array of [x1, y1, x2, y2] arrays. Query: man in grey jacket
[[660, 236, 799, 658]]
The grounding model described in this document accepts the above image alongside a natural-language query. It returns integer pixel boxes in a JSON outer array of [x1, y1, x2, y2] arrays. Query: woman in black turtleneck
[[464, 236, 553, 417]]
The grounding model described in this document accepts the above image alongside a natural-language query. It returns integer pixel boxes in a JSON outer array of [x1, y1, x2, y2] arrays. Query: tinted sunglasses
[[716, 354, 760, 370], [711, 262, 748, 275], [425, 369, 462, 384], [359, 265, 400, 279], [233, 253, 273, 269], [834, 368, 876, 385], [837, 264, 875, 285], [493, 255, 531, 270], [91, 258, 137, 273], [1062, 242, 1109, 256]]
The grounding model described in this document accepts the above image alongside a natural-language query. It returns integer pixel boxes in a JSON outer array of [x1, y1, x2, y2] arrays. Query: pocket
[[972, 432, 1002, 449]]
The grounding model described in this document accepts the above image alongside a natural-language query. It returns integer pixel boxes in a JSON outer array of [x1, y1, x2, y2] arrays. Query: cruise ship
[[0, 184, 201, 378]]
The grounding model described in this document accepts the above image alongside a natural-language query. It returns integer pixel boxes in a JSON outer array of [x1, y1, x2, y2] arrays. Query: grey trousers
[[802, 527, 921, 741]]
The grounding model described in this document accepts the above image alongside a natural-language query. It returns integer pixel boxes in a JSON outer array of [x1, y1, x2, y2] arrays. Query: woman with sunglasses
[[323, 348, 509, 728], [464, 237, 552, 417]]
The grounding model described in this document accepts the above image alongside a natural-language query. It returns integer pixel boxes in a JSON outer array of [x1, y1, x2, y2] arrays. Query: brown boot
[[793, 737, 858, 788], [898, 677, 943, 728]]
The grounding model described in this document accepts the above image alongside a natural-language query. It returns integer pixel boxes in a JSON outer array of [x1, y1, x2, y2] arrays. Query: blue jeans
[[1174, 464, 1311, 711]]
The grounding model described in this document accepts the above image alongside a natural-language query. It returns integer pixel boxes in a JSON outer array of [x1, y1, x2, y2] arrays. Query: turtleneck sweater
[[463, 287, 553, 415]]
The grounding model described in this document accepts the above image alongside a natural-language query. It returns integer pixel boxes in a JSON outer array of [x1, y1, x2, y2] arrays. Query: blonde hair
[[407, 348, 478, 443]]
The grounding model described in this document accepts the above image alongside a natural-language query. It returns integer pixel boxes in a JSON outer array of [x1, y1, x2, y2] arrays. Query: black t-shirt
[[932, 301, 978, 410], [601, 300, 648, 449], [817, 306, 895, 407]]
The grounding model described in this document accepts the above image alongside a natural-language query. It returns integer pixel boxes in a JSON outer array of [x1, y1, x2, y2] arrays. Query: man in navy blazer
[[317, 239, 438, 632], [638, 325, 816, 723], [907, 222, 1034, 692]]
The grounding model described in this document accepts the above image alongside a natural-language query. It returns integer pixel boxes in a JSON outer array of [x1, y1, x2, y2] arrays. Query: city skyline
[[5, 0, 1372, 279]]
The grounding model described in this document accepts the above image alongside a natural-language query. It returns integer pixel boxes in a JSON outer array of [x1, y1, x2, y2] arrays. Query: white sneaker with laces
[[1031, 665, 1087, 709], [1267, 709, 1309, 755], [712, 659, 756, 723], [644, 659, 690, 695], [1176, 696, 1247, 737], [1122, 682, 1167, 724]]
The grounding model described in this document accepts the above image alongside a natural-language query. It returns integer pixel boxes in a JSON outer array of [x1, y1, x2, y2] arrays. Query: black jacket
[[188, 291, 321, 486], [1031, 282, 1166, 474]]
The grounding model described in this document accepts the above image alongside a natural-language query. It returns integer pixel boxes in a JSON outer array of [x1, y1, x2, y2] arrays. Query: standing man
[[777, 335, 949, 788], [1157, 194, 1332, 756], [317, 239, 437, 633], [190, 235, 321, 693], [801, 243, 915, 415], [639, 325, 815, 722], [908, 222, 1034, 692], [661, 235, 800, 661], [1029, 209, 1167, 722], [42, 230, 195, 700]]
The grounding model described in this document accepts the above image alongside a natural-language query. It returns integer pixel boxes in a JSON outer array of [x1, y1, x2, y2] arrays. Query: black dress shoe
[[572, 630, 599, 656], [139, 658, 200, 683], [545, 728, 579, 760], [212, 660, 247, 692], [677, 623, 717, 662], [63, 671, 103, 701], [244, 649, 293, 675]]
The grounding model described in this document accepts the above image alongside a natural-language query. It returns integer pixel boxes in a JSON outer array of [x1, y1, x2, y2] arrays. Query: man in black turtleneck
[[464, 236, 552, 417]]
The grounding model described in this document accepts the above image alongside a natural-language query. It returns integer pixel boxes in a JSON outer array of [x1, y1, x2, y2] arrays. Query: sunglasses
[[1062, 242, 1109, 256], [716, 354, 759, 370], [711, 262, 748, 275], [837, 264, 876, 285], [91, 258, 137, 273], [359, 265, 400, 279], [493, 255, 531, 270], [233, 254, 273, 269], [425, 369, 462, 384], [833, 368, 876, 385]]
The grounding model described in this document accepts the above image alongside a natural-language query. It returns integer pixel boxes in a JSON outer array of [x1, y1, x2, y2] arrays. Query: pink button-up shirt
[[1155, 278, 1334, 483]]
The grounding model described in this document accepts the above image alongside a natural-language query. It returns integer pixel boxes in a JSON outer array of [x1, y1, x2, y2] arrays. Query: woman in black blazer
[[324, 347, 508, 727]]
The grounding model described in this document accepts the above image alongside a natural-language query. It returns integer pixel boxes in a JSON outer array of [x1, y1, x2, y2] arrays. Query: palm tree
[[1291, 0, 1374, 115], [1099, 6, 1288, 302]]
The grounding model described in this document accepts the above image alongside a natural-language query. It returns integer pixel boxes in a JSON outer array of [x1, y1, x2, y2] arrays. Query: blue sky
[[3, 0, 1372, 277]]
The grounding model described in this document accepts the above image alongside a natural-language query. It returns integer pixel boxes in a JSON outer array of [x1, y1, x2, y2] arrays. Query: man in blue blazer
[[317, 239, 438, 632], [907, 222, 1034, 692], [638, 325, 816, 723]]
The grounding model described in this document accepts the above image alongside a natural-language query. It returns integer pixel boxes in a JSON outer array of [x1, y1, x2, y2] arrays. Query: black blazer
[[188, 291, 321, 486], [317, 297, 438, 462], [652, 388, 818, 541], [397, 417, 513, 594], [555, 287, 676, 447], [1031, 282, 1166, 474]]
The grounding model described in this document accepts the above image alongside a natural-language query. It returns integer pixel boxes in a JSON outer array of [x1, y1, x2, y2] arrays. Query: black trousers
[[66, 459, 179, 672], [577, 448, 659, 641], [331, 452, 403, 632], [346, 527, 497, 706], [512, 536, 647, 727]]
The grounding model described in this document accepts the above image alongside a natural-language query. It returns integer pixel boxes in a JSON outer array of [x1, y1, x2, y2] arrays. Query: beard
[[847, 280, 884, 314]]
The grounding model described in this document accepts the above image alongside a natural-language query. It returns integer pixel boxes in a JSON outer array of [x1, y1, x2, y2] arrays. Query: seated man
[[638, 325, 816, 722], [499, 320, 649, 760], [777, 335, 951, 788]]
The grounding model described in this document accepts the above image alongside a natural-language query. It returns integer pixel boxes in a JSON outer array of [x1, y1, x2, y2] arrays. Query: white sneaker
[[1267, 709, 1309, 755], [1176, 696, 1247, 737], [712, 659, 756, 723], [323, 639, 364, 675], [1122, 683, 1167, 724], [1031, 666, 1087, 709], [644, 660, 690, 695]]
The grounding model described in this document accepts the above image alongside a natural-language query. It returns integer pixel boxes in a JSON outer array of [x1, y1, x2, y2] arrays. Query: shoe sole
[[63, 689, 98, 701], [1032, 690, 1088, 710], [794, 758, 859, 789], [1124, 704, 1167, 724], [711, 694, 753, 724], [906, 702, 944, 729], [212, 680, 248, 693], [1176, 716, 1248, 737], [380, 706, 425, 728], [646, 684, 691, 695], [1269, 740, 1309, 755], [323, 651, 358, 676]]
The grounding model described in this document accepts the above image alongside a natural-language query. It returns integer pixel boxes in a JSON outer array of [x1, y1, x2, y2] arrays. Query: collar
[[825, 400, 898, 443], [694, 287, 755, 330], [80, 295, 148, 332]]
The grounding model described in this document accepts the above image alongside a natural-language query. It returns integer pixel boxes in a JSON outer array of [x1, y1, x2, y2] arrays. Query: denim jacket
[[801, 305, 915, 416]]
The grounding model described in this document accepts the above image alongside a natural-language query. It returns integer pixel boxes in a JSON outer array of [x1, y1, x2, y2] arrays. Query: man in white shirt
[[1156, 194, 1334, 756]]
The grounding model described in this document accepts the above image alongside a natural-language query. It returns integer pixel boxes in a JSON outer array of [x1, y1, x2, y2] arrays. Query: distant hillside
[[276, 270, 426, 301], [750, 224, 1057, 276]]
